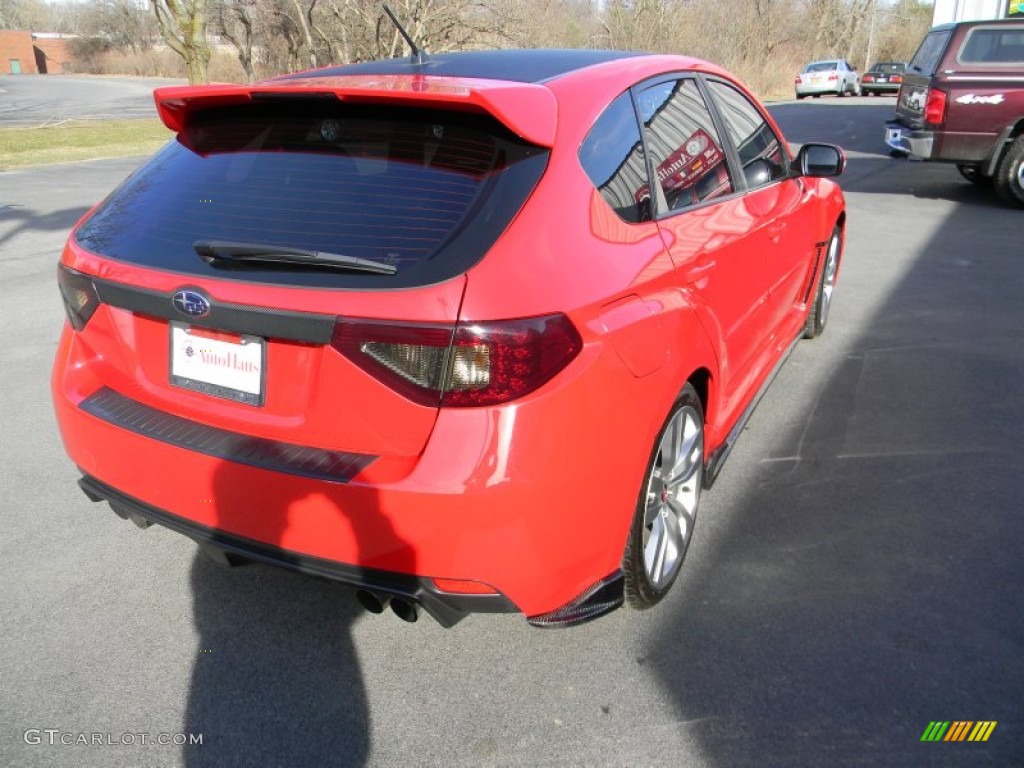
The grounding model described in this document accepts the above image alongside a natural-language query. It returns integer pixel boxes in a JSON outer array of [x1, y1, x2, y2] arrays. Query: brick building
[[0, 30, 74, 74]]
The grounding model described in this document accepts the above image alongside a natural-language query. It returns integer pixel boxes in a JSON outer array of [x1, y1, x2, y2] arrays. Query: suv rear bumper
[[885, 120, 934, 158]]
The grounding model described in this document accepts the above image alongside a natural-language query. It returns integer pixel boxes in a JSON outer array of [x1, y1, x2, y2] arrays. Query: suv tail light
[[925, 89, 947, 124], [331, 314, 582, 407], [57, 265, 101, 330]]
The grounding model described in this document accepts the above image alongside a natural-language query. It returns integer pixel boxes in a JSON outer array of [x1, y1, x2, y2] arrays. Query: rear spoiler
[[153, 75, 558, 147]]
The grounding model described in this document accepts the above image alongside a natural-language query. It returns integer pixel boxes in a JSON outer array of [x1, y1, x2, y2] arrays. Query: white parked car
[[795, 60, 861, 99]]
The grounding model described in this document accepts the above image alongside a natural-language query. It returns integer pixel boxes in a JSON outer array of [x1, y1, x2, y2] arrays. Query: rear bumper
[[885, 120, 934, 159], [53, 325, 643, 622], [796, 82, 841, 96], [78, 474, 515, 627]]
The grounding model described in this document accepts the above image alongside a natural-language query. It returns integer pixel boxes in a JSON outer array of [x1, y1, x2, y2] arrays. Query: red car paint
[[52, 51, 846, 626]]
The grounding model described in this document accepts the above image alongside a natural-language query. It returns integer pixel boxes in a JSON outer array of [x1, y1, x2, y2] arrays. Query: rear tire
[[993, 135, 1024, 207], [623, 384, 704, 609], [804, 226, 842, 339]]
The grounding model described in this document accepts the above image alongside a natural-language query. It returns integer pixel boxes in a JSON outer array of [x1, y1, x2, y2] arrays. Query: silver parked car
[[795, 59, 861, 99]]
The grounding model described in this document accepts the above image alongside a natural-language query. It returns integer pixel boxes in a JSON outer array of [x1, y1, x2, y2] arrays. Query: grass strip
[[0, 119, 171, 169]]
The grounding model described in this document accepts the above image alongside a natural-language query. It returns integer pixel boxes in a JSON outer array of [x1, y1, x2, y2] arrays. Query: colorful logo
[[921, 721, 996, 742]]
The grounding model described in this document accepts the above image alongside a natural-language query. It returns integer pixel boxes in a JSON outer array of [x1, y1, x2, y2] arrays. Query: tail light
[[331, 313, 582, 407], [863, 75, 874, 82], [925, 89, 947, 124], [892, 74, 903, 83], [57, 265, 100, 330], [794, 75, 802, 84], [828, 73, 838, 81]]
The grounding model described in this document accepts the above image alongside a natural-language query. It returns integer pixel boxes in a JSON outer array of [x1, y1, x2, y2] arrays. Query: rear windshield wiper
[[194, 240, 398, 275]]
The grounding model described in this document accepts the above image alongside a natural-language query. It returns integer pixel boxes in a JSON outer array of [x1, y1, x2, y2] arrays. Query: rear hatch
[[896, 27, 953, 125], [63, 82, 550, 460]]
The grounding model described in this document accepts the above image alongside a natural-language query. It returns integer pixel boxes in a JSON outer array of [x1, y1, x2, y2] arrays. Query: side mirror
[[796, 143, 846, 177]]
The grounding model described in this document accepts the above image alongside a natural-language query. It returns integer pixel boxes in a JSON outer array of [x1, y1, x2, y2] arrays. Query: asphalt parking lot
[[1, 97, 1021, 767], [0, 74, 181, 125]]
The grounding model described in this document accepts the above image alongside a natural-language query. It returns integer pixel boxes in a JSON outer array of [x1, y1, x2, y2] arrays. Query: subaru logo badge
[[172, 289, 211, 318]]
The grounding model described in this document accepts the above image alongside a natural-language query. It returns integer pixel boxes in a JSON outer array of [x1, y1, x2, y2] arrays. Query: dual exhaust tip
[[356, 589, 419, 623]]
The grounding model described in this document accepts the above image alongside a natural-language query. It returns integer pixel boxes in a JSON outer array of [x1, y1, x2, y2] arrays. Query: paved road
[[0, 101, 1021, 767], [0, 74, 184, 125]]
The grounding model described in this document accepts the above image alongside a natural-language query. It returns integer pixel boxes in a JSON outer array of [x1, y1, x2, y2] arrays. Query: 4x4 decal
[[955, 93, 1006, 105]]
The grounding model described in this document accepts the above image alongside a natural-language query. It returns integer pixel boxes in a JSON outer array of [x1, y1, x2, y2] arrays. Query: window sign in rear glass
[[75, 104, 547, 289], [959, 27, 1024, 64], [909, 30, 952, 75]]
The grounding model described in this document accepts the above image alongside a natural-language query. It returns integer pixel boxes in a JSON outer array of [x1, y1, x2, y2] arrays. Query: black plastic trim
[[78, 475, 518, 628], [526, 572, 625, 628], [704, 331, 802, 489], [79, 387, 375, 484], [93, 278, 337, 344]]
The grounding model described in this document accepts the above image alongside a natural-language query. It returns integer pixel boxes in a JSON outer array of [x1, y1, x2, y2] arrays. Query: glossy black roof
[[285, 49, 647, 84]]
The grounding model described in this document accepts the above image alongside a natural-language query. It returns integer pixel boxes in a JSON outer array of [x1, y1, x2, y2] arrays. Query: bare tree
[[81, 0, 155, 54], [210, 0, 259, 80], [152, 0, 211, 84]]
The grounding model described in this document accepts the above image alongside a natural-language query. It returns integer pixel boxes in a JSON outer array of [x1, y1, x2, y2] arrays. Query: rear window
[[959, 27, 1024, 64], [909, 30, 952, 75], [804, 62, 838, 73], [75, 102, 547, 289], [870, 62, 904, 73]]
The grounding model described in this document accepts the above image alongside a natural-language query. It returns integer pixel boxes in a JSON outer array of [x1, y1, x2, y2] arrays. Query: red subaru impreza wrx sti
[[52, 49, 845, 627]]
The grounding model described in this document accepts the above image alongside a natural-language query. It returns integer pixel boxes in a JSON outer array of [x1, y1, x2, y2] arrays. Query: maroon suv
[[885, 18, 1024, 206]]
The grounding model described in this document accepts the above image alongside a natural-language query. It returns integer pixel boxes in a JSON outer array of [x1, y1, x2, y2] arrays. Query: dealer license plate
[[170, 322, 266, 406]]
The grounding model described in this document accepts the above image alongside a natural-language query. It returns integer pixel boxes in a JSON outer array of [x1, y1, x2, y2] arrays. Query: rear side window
[[579, 92, 650, 223], [75, 103, 547, 289], [959, 27, 1024, 64], [909, 30, 952, 75]]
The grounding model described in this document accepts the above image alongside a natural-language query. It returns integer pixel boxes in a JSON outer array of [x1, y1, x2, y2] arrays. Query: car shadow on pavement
[[182, 457, 416, 767], [840, 156, 1012, 206], [647, 173, 1023, 766]]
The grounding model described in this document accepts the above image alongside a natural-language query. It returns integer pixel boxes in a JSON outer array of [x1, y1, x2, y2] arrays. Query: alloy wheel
[[641, 404, 703, 588]]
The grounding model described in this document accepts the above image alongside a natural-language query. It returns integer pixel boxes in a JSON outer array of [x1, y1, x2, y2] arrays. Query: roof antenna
[[382, 4, 428, 65]]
